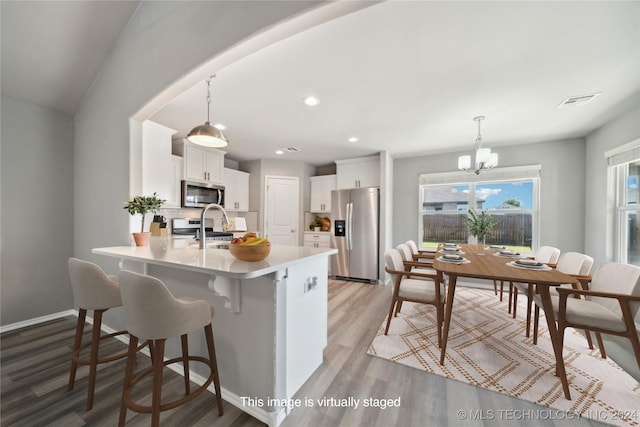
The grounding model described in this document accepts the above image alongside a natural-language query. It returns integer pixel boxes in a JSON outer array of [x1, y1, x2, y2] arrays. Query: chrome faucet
[[199, 203, 230, 249]]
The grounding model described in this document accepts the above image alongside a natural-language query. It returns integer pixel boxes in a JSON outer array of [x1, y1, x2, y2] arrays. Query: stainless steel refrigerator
[[330, 187, 380, 283]]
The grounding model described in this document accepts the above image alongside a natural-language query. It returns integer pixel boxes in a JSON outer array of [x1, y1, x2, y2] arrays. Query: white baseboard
[[0, 309, 75, 334]]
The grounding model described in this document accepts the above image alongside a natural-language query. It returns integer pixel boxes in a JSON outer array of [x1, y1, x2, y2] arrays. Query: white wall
[[585, 101, 640, 265], [392, 138, 587, 254], [1, 95, 74, 325]]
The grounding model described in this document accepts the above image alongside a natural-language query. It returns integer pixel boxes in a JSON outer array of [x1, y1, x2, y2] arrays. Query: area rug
[[367, 286, 640, 427]]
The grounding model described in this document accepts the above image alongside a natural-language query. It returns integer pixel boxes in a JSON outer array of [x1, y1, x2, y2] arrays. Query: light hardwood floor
[[2, 279, 633, 426]]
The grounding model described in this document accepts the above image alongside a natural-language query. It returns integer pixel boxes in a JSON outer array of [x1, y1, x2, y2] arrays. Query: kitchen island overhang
[[93, 240, 337, 427]]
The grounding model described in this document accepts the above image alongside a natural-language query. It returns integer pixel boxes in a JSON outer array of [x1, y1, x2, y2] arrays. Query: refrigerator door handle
[[347, 202, 353, 250]]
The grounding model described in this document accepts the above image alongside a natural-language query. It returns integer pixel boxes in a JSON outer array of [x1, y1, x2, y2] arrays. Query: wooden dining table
[[433, 244, 577, 400]]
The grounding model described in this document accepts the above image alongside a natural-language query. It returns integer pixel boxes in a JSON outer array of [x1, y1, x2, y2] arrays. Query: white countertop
[[93, 238, 337, 279]]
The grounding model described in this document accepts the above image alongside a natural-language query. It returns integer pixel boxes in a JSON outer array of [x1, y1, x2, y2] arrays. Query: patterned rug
[[367, 287, 640, 427]]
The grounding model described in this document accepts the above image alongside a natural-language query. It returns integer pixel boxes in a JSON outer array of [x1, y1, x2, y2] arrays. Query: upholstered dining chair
[[513, 251, 593, 338], [117, 270, 223, 426], [397, 243, 437, 275], [384, 248, 445, 347], [528, 252, 594, 343], [405, 240, 437, 265], [554, 262, 640, 370], [503, 246, 561, 314]]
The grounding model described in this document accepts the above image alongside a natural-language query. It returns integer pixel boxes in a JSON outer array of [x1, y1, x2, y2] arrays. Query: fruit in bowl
[[229, 233, 271, 261]]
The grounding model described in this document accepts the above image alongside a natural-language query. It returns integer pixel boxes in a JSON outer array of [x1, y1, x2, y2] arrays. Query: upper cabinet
[[173, 139, 225, 184], [223, 168, 250, 212], [142, 120, 178, 207], [335, 156, 380, 189], [310, 175, 336, 213]]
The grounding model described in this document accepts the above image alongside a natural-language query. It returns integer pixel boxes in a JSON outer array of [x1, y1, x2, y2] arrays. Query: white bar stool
[[117, 270, 223, 427], [67, 257, 134, 410]]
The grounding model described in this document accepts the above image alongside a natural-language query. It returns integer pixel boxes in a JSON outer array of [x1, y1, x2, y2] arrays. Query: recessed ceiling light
[[275, 150, 284, 155], [303, 96, 319, 106], [214, 123, 226, 130], [348, 137, 359, 143]]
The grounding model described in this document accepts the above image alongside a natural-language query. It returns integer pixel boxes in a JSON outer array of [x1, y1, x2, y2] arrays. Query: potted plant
[[123, 192, 166, 246], [309, 219, 321, 232], [466, 209, 495, 253]]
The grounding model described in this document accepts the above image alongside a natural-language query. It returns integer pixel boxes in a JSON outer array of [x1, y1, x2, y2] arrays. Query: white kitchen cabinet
[[168, 155, 183, 208], [303, 232, 331, 248], [310, 175, 336, 213], [335, 156, 380, 189], [142, 120, 177, 204], [180, 142, 225, 183], [223, 168, 250, 212]]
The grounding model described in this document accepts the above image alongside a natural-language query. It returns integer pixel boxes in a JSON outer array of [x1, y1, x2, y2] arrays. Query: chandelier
[[458, 116, 498, 174], [187, 74, 228, 148]]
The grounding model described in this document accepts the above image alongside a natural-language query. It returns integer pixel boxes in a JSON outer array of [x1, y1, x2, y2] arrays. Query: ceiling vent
[[558, 92, 601, 108]]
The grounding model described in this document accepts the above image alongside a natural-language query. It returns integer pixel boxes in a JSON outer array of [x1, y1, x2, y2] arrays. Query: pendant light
[[458, 116, 498, 175], [187, 74, 228, 147]]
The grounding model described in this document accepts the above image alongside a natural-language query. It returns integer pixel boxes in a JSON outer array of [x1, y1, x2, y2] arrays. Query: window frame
[[606, 138, 640, 265], [418, 165, 541, 252]]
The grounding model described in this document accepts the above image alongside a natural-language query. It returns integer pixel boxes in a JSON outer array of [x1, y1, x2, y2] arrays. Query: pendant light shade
[[458, 116, 498, 174], [187, 74, 228, 148], [187, 122, 228, 147]]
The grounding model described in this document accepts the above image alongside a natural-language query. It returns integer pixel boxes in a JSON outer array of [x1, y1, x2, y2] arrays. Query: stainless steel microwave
[[181, 180, 225, 208]]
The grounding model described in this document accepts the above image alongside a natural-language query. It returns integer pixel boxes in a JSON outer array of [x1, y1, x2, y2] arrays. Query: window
[[419, 166, 540, 251], [612, 160, 640, 266], [607, 139, 640, 266]]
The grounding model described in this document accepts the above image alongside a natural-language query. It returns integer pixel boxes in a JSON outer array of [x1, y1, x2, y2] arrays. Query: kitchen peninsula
[[94, 238, 337, 427]]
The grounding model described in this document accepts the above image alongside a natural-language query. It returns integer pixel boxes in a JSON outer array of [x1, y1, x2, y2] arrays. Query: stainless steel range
[[171, 218, 234, 241]]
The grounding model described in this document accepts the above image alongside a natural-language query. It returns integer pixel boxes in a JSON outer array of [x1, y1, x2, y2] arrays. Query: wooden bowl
[[229, 242, 271, 261]]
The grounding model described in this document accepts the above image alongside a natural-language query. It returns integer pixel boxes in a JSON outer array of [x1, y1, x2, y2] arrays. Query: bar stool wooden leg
[[205, 324, 224, 416], [152, 339, 166, 427], [87, 309, 105, 410], [181, 334, 190, 395], [68, 308, 87, 391], [119, 335, 139, 427]]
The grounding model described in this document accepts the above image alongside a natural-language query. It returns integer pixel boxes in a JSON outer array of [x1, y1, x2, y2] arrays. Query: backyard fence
[[422, 212, 532, 247]]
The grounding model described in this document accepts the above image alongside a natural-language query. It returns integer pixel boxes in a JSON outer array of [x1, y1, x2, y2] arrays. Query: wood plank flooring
[[2, 279, 632, 426]]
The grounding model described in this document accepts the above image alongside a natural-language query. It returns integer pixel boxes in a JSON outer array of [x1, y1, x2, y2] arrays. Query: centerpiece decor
[[123, 192, 166, 246], [466, 208, 495, 254]]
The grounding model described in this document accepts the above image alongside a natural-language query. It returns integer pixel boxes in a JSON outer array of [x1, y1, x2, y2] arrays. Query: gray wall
[[1, 95, 74, 325], [392, 138, 587, 254], [585, 100, 640, 265]]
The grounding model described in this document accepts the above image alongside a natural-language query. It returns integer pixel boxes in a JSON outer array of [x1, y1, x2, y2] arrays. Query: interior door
[[265, 176, 299, 245]]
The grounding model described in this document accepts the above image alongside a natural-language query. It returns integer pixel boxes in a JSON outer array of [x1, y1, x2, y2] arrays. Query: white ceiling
[[2, 2, 639, 168]]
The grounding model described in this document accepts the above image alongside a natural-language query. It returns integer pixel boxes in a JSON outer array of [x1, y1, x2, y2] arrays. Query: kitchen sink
[[188, 240, 230, 250]]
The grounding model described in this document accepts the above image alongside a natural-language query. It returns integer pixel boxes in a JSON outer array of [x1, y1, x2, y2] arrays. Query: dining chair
[[513, 251, 593, 338], [555, 262, 640, 370], [397, 243, 438, 275], [405, 240, 437, 265], [528, 252, 593, 343], [504, 246, 561, 314], [384, 248, 445, 347]]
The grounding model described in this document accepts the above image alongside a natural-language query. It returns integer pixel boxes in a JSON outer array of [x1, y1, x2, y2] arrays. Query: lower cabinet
[[303, 232, 331, 248], [303, 232, 332, 275]]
